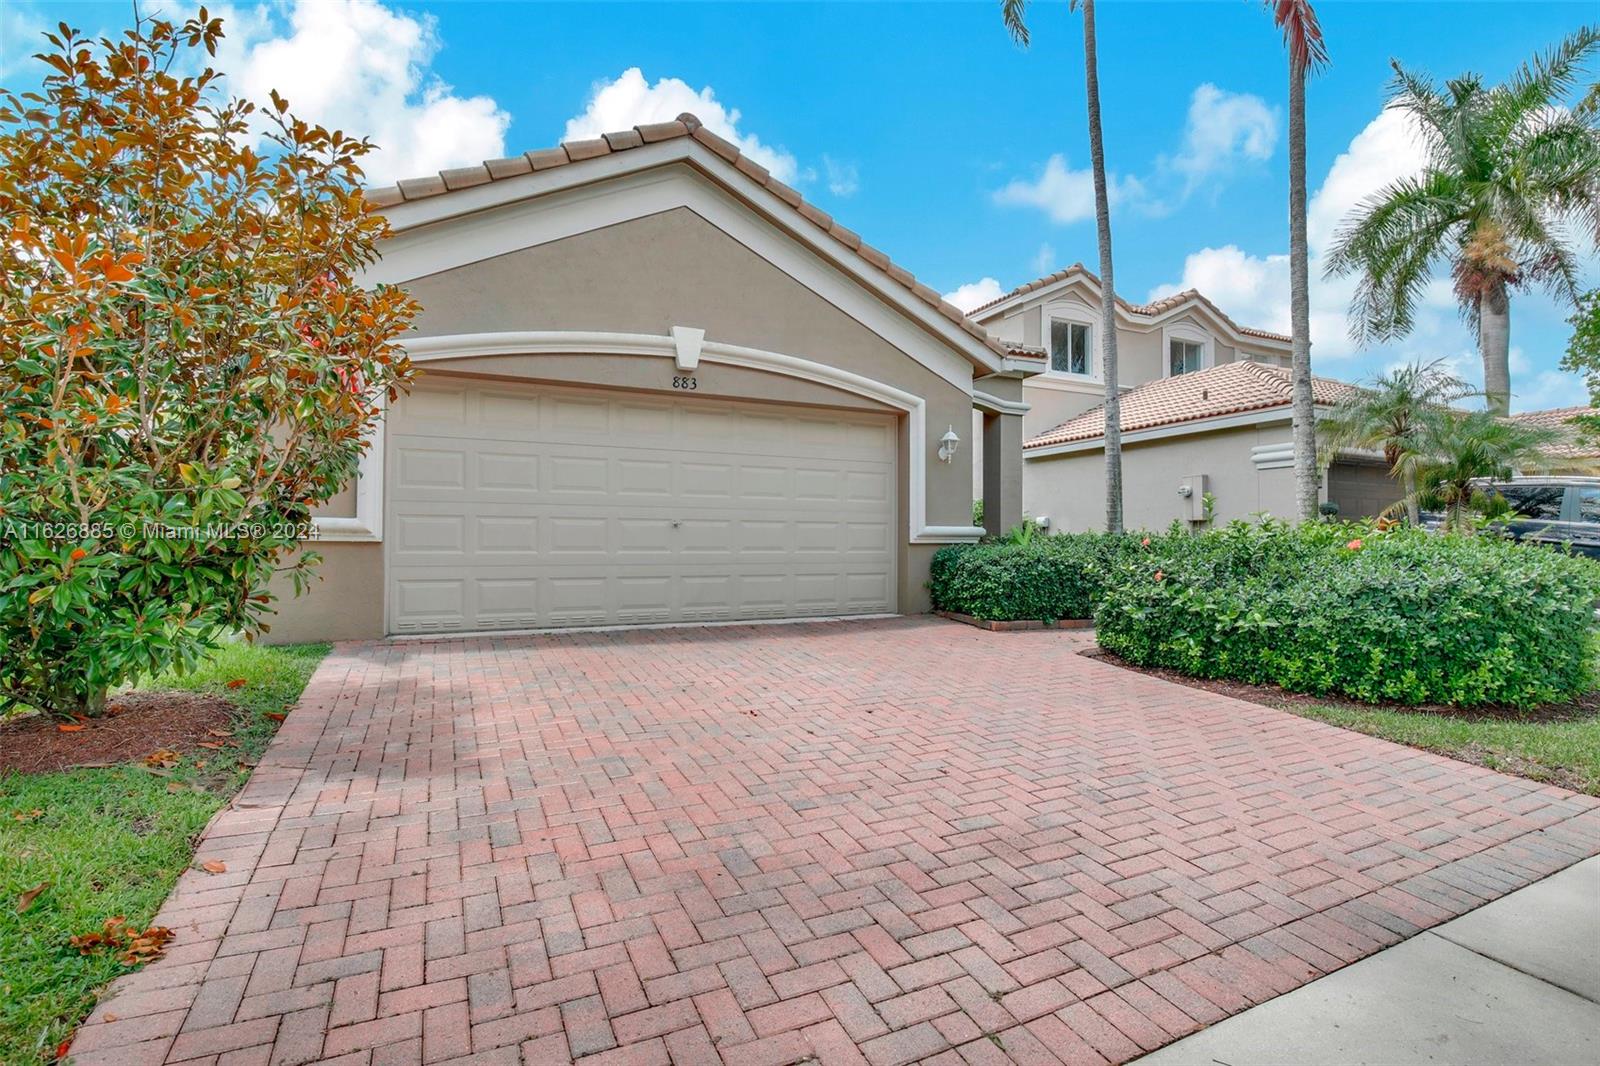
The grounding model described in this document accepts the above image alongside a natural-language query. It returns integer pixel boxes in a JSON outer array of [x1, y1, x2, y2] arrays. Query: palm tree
[[1408, 411, 1562, 532], [1317, 359, 1473, 524], [1002, 0, 1124, 533], [1326, 28, 1600, 416], [1263, 2, 1329, 522]]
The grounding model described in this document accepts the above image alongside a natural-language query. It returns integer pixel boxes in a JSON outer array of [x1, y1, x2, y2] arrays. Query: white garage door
[[385, 377, 898, 634]]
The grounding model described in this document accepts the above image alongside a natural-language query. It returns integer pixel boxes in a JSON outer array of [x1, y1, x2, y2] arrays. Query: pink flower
[[1346, 538, 1363, 551], [1153, 570, 1165, 582], [1141, 537, 1151, 547]]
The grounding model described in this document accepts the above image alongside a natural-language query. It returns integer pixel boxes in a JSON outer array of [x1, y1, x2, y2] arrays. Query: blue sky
[[4, 0, 1596, 409]]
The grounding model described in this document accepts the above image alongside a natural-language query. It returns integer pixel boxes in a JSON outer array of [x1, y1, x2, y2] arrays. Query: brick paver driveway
[[73, 618, 1600, 1066]]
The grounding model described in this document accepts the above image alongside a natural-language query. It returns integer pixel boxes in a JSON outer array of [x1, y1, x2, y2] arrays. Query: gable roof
[[1025, 361, 1355, 450], [364, 113, 1021, 374], [967, 264, 1292, 345]]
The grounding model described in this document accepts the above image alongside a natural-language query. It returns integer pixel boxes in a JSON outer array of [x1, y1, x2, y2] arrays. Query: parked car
[[1422, 477, 1600, 558]]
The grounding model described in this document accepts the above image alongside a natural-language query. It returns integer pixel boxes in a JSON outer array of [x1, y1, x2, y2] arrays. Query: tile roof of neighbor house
[[967, 265, 1293, 344], [364, 113, 1013, 360], [1025, 360, 1357, 449], [1508, 406, 1599, 459]]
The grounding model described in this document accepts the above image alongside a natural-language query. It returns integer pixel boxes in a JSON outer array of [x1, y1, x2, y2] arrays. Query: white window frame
[[1161, 321, 1212, 378], [1042, 304, 1098, 381]]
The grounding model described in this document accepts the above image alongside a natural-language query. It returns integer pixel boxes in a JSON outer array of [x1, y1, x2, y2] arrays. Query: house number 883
[[671, 375, 698, 390]]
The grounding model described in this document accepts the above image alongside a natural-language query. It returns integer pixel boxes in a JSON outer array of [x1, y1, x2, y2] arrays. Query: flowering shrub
[[0, 13, 418, 715], [1096, 520, 1600, 708]]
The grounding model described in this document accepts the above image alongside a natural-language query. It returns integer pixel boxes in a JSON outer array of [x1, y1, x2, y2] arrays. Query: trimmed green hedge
[[929, 532, 1139, 623], [1095, 521, 1600, 708]]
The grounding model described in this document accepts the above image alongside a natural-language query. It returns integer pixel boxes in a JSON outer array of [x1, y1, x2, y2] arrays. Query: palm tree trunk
[[1081, 0, 1123, 534], [1403, 465, 1419, 525], [1481, 280, 1511, 416], [1288, 56, 1318, 522]]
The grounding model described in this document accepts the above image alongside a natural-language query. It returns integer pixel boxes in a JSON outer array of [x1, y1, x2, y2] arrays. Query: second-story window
[[1050, 319, 1091, 376], [1169, 338, 1205, 376]]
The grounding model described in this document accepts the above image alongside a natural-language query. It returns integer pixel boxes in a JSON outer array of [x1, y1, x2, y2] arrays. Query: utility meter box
[[1178, 474, 1209, 523]]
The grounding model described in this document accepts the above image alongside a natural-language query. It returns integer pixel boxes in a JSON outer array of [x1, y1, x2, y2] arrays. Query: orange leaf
[[57, 724, 85, 733], [225, 678, 247, 689], [197, 741, 222, 750], [16, 882, 48, 913], [264, 712, 286, 722], [199, 860, 226, 874]]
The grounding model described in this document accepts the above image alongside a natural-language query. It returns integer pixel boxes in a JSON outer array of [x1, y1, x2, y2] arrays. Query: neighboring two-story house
[[965, 264, 1399, 531]]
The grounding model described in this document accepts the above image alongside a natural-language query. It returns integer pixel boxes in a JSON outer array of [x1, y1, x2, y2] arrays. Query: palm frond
[[1385, 60, 1455, 164], [1263, 1, 1329, 73], [1001, 0, 1031, 47], [1324, 172, 1465, 341], [1502, 25, 1600, 123]]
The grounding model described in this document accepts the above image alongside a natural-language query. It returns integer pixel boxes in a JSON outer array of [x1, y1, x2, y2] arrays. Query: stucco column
[[982, 410, 1025, 537]]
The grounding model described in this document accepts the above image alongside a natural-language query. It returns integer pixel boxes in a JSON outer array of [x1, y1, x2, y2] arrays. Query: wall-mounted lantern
[[937, 425, 960, 464]]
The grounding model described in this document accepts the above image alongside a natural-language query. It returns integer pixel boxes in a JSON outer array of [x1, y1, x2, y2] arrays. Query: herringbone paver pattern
[[70, 618, 1600, 1065]]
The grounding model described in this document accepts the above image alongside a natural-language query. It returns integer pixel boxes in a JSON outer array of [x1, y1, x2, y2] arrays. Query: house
[[269, 114, 1044, 642], [964, 267, 1398, 530]]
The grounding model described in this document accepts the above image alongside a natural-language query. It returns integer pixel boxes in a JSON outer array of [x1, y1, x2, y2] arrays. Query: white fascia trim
[[972, 390, 1029, 416], [311, 392, 386, 542], [347, 330, 983, 545], [972, 271, 1291, 353], [371, 140, 1002, 382], [1025, 406, 1298, 459]]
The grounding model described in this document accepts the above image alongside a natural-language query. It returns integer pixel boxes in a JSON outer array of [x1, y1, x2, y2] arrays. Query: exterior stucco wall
[[273, 205, 980, 638], [1024, 421, 1300, 532], [262, 543, 384, 644]]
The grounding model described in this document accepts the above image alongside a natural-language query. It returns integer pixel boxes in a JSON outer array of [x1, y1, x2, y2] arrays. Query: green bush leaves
[[1095, 521, 1600, 708]]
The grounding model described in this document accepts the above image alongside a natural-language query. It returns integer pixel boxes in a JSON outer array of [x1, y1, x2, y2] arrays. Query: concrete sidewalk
[[1136, 855, 1600, 1066]]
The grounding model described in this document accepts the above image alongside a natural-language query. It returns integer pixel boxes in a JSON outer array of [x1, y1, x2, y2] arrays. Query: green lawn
[[1287, 701, 1600, 796], [0, 642, 328, 1065]]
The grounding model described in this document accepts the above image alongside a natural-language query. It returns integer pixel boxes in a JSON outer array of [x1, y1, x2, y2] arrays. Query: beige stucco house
[[270, 113, 1043, 642], [958, 268, 1401, 531]]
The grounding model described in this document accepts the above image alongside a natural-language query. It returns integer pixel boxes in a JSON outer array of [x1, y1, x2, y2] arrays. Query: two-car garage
[[384, 378, 898, 633]]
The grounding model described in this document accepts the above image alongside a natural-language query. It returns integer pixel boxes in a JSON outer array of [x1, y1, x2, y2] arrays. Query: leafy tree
[[1001, 0, 1125, 533], [1317, 359, 1474, 524], [1264, 2, 1329, 522], [0, 11, 418, 716], [1326, 28, 1600, 416], [1560, 287, 1600, 440]]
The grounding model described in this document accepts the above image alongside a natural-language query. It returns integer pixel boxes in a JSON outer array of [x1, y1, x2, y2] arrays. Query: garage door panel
[[387, 379, 896, 634]]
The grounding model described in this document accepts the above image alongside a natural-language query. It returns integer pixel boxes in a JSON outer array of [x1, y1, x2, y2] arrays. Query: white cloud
[[822, 155, 859, 197], [1508, 349, 1587, 413], [0, 5, 46, 82], [996, 83, 1272, 222], [1031, 243, 1056, 275], [1150, 109, 1431, 360], [214, 0, 510, 187], [564, 67, 799, 185], [943, 277, 1007, 312], [993, 154, 1143, 224], [1166, 84, 1278, 196]]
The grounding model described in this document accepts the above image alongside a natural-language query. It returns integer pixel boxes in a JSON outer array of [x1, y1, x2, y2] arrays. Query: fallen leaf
[[54, 1038, 70, 1062], [199, 860, 226, 874], [197, 741, 223, 750], [69, 917, 173, 965], [205, 729, 233, 738], [102, 1013, 118, 1023], [225, 678, 247, 689], [12, 809, 43, 822], [16, 882, 48, 912], [142, 749, 180, 768], [264, 712, 286, 722], [193, 760, 208, 770], [57, 724, 85, 733]]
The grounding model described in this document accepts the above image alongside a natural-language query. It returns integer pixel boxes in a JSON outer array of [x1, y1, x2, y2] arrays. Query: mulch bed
[[0, 692, 243, 776], [1081, 645, 1600, 724]]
